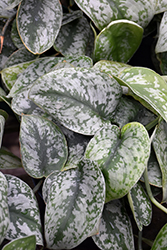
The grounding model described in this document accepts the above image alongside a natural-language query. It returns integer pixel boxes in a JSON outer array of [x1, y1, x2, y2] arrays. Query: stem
[[145, 116, 161, 131], [138, 230, 143, 250], [143, 167, 167, 214], [33, 179, 43, 194]]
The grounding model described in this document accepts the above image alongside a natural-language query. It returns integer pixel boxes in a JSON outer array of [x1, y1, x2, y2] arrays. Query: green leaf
[[115, 67, 167, 123], [157, 52, 167, 74], [0, 148, 22, 169], [0, 172, 9, 245], [151, 223, 167, 250], [0, 115, 5, 147], [92, 199, 135, 250], [74, 0, 156, 30], [44, 158, 105, 249], [85, 122, 150, 202], [62, 10, 83, 26], [29, 67, 122, 135], [155, 0, 167, 14], [5, 174, 43, 245], [17, 0, 63, 54], [54, 16, 93, 56], [128, 182, 152, 231], [1, 60, 36, 90], [11, 18, 24, 49], [93, 20, 143, 63], [153, 120, 167, 202], [2, 235, 36, 250], [155, 12, 167, 53], [20, 115, 68, 178]]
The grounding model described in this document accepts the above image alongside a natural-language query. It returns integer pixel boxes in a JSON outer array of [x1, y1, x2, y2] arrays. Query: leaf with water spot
[[20, 115, 68, 178], [17, 0, 63, 54], [0, 172, 9, 245], [115, 67, 167, 123], [2, 235, 36, 250], [5, 174, 43, 245], [29, 67, 122, 135], [44, 158, 105, 249], [92, 199, 135, 250], [85, 122, 150, 202], [93, 20, 143, 63], [151, 223, 167, 249], [128, 182, 152, 231], [155, 11, 167, 54]]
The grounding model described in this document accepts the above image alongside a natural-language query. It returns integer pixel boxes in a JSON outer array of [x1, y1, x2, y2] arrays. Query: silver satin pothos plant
[[0, 0, 167, 249]]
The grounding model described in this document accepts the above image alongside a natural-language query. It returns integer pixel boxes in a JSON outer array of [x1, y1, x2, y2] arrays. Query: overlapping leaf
[[0, 172, 9, 245], [44, 159, 105, 249], [92, 199, 135, 250], [93, 20, 143, 63], [151, 223, 167, 249], [128, 182, 152, 231], [155, 11, 167, 53], [2, 235, 36, 250], [115, 67, 167, 123], [85, 122, 150, 201], [19, 115, 68, 178], [29, 67, 122, 135], [74, 0, 156, 30], [5, 174, 43, 245], [0, 148, 22, 169], [17, 0, 63, 54]]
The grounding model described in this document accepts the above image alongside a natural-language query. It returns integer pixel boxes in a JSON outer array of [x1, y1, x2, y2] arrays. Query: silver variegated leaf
[[128, 182, 152, 231], [62, 10, 83, 26], [155, 0, 167, 14], [17, 0, 63, 54], [153, 119, 167, 202], [0, 148, 22, 169], [0, 115, 5, 147], [74, 0, 156, 30], [20, 115, 68, 178], [0, 0, 15, 18], [115, 67, 167, 123], [5, 174, 43, 245], [151, 223, 167, 249], [93, 20, 143, 63], [2, 235, 36, 250], [0, 172, 9, 245], [11, 18, 24, 49], [85, 122, 150, 202], [44, 158, 105, 249], [92, 199, 135, 250], [29, 67, 122, 135], [6, 0, 22, 10], [155, 11, 167, 53]]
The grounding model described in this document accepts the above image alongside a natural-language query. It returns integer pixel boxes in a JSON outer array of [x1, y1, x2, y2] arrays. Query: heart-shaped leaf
[[155, 11, 167, 53], [44, 158, 105, 249], [115, 67, 167, 123], [93, 20, 143, 63], [5, 174, 43, 245], [19, 115, 68, 178], [151, 223, 167, 249], [92, 199, 135, 250], [85, 122, 150, 201], [128, 182, 152, 231], [2, 235, 36, 250], [0, 172, 9, 245], [29, 67, 122, 135], [17, 0, 63, 54]]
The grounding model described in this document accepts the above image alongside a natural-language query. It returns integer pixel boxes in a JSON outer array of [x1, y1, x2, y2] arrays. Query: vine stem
[[138, 230, 143, 250]]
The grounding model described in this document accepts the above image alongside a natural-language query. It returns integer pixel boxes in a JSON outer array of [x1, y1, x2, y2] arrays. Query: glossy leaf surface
[[115, 67, 167, 123], [0, 172, 9, 245], [155, 11, 167, 53], [5, 175, 43, 245], [128, 182, 152, 231], [92, 199, 135, 250], [85, 122, 150, 201], [94, 20, 143, 63], [151, 223, 167, 250], [20, 115, 68, 178], [17, 0, 63, 54], [44, 159, 105, 249], [153, 120, 167, 202], [29, 67, 122, 135], [2, 235, 36, 250], [74, 0, 156, 30]]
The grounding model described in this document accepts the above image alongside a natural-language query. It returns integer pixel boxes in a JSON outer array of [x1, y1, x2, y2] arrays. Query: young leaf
[[29, 67, 122, 135], [19, 115, 68, 178], [2, 235, 36, 250], [5, 174, 43, 245], [128, 182, 152, 231], [92, 199, 135, 250], [151, 223, 167, 250], [17, 0, 63, 54], [85, 122, 150, 202], [93, 20, 143, 63], [0, 172, 9, 245], [44, 159, 105, 249], [115, 67, 167, 123], [155, 11, 167, 53]]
